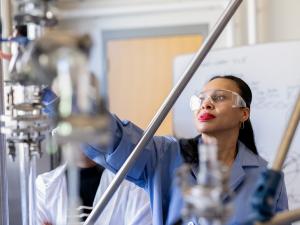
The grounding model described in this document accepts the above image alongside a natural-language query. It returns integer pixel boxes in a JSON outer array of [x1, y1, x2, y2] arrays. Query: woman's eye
[[212, 95, 226, 102], [198, 96, 205, 102]]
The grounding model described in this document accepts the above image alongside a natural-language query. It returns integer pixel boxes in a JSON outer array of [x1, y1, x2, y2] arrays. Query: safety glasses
[[190, 89, 247, 111]]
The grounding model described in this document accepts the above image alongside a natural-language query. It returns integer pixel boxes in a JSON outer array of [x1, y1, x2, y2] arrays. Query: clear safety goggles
[[190, 89, 247, 111]]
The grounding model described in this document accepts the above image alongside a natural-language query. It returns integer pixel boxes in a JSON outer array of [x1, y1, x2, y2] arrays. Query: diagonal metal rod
[[84, 0, 243, 224], [272, 92, 300, 171]]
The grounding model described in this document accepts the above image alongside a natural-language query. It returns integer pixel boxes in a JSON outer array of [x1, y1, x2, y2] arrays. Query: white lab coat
[[36, 164, 152, 225]]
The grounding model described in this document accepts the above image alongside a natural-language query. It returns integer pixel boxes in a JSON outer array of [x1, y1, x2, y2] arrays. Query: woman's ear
[[241, 107, 250, 122]]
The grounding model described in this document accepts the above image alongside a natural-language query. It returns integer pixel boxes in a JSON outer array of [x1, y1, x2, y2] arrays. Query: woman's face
[[193, 78, 249, 135]]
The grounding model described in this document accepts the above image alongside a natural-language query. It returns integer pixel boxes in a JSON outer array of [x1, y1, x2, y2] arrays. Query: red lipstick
[[198, 113, 216, 122]]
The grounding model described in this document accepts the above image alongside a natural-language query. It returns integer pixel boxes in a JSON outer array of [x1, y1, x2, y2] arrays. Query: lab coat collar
[[229, 141, 260, 192], [41, 163, 67, 186], [188, 139, 260, 191]]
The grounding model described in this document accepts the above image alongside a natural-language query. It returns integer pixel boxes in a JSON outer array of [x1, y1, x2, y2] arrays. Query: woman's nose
[[201, 97, 214, 110]]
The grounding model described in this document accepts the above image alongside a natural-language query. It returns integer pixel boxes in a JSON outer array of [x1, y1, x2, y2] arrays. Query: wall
[[263, 0, 300, 42], [55, 0, 300, 79], [56, 0, 238, 88], [237, 0, 300, 44]]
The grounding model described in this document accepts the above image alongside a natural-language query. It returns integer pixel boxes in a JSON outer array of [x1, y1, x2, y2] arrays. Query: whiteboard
[[172, 41, 300, 212]]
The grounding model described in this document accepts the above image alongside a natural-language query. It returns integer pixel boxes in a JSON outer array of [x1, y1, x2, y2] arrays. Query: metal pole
[[29, 155, 37, 225], [0, 0, 12, 223], [84, 0, 243, 224], [272, 93, 300, 171], [64, 144, 80, 225], [19, 144, 30, 225]]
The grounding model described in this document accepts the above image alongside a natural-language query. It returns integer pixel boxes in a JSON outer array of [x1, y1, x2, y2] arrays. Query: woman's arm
[[84, 113, 178, 188]]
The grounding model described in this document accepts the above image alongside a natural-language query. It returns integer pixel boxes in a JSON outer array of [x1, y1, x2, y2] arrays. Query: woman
[[85, 75, 288, 225]]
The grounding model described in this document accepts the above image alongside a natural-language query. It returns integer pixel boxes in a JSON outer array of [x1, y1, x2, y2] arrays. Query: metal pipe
[[19, 144, 30, 225], [64, 144, 80, 225], [29, 154, 37, 225], [0, 0, 12, 223], [84, 0, 243, 224], [272, 92, 300, 171]]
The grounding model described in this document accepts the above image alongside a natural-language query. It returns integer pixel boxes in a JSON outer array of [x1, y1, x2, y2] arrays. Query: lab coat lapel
[[229, 142, 260, 193], [229, 157, 246, 192]]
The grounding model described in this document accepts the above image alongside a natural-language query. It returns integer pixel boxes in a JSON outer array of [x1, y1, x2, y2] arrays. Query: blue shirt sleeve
[[84, 113, 178, 188]]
